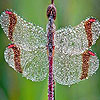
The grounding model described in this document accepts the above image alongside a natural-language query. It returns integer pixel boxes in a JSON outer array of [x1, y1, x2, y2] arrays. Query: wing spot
[[5, 11, 12, 15], [88, 51, 95, 56], [84, 18, 96, 47], [7, 11, 17, 41], [8, 44, 23, 73], [80, 50, 90, 80]]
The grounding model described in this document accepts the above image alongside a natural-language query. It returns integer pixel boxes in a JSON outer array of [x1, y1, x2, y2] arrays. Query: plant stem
[[51, 0, 54, 4]]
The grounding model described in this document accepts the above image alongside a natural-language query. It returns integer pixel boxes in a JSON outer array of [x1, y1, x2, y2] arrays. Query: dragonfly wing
[[53, 50, 99, 86], [4, 44, 48, 81], [55, 18, 100, 55], [0, 10, 46, 51]]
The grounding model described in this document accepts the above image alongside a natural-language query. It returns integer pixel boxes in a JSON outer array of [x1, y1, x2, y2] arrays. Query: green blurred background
[[0, 0, 100, 100]]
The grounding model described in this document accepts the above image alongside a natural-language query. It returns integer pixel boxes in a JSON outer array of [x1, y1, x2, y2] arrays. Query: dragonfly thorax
[[47, 15, 55, 57]]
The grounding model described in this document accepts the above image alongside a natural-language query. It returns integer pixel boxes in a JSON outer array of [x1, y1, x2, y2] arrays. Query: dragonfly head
[[47, 4, 56, 20]]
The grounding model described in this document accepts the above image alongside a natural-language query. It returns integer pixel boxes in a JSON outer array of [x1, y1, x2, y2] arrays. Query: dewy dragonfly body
[[46, 1, 56, 99], [0, 0, 100, 100]]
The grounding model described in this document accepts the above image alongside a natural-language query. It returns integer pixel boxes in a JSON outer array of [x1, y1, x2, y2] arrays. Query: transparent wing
[[0, 10, 46, 51], [4, 44, 48, 81], [55, 17, 100, 55], [53, 50, 99, 86]]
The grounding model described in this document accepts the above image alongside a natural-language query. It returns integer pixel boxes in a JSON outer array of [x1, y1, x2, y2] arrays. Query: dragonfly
[[0, 0, 100, 100]]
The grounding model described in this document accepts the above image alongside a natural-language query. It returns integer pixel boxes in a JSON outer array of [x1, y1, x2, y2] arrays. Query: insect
[[0, 0, 100, 100]]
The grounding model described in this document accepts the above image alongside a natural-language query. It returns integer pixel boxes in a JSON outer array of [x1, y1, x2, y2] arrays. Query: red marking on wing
[[8, 44, 15, 49], [84, 18, 96, 47], [80, 50, 90, 80], [88, 51, 95, 56], [89, 18, 96, 23], [8, 44, 23, 73], [5, 11, 12, 15], [7, 11, 17, 41]]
